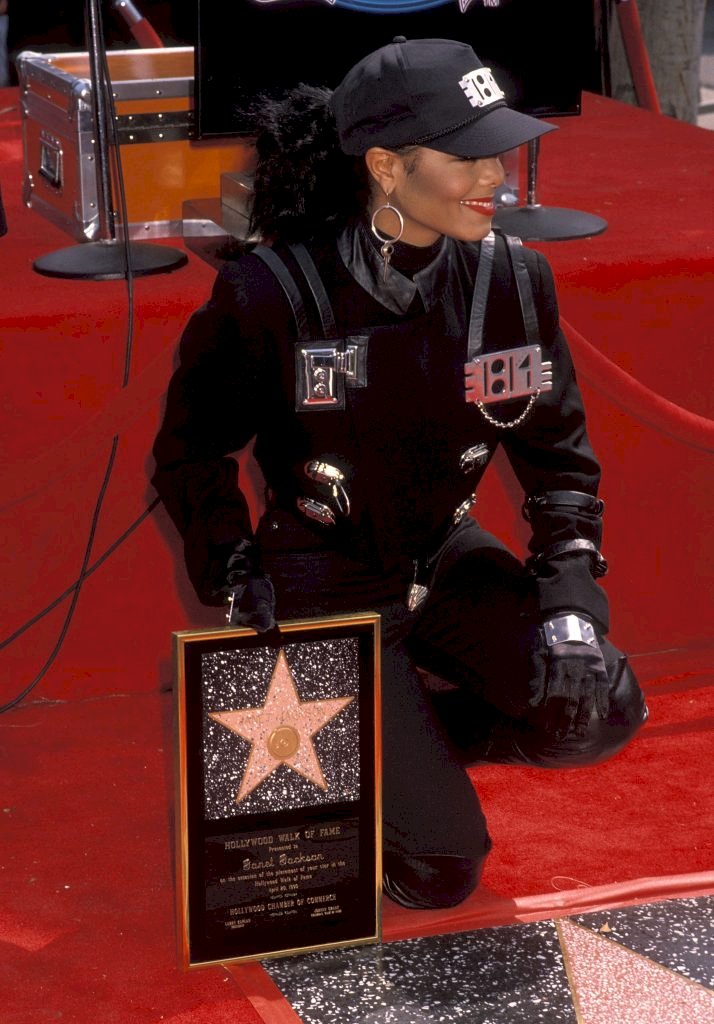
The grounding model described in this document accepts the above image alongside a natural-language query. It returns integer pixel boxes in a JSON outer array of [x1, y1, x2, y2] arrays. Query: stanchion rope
[[562, 318, 714, 453]]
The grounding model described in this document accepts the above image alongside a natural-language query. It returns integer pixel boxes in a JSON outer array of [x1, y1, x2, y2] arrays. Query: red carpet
[[1, 85, 714, 1022], [2, 656, 712, 1023]]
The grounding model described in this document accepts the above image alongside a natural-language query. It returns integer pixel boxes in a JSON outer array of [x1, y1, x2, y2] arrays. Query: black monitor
[[195, 0, 602, 140]]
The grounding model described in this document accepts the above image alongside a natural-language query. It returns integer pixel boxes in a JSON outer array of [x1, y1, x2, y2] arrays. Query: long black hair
[[248, 85, 371, 244]]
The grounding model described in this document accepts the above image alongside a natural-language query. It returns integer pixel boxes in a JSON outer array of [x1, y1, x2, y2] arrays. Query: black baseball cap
[[331, 37, 556, 158]]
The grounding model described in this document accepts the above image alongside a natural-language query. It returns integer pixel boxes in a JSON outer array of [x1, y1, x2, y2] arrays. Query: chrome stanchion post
[[32, 0, 188, 279], [493, 136, 609, 242]]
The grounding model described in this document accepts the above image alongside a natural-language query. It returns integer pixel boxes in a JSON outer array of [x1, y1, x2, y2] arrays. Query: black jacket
[[152, 226, 608, 629]]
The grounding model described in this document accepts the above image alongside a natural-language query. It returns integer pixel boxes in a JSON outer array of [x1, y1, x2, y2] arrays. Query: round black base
[[33, 240, 189, 280], [492, 205, 608, 242]]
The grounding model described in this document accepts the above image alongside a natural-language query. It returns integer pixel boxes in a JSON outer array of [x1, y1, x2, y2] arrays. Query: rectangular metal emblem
[[296, 344, 344, 409], [295, 335, 369, 411], [464, 344, 553, 405], [174, 612, 382, 967]]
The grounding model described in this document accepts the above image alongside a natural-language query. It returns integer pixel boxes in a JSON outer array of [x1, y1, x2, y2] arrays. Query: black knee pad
[[382, 850, 488, 910]]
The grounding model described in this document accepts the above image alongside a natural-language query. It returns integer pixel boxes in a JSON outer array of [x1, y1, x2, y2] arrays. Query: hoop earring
[[370, 198, 405, 282]]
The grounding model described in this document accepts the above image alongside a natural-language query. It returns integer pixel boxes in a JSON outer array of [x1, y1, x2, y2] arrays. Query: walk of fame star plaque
[[173, 613, 381, 968]]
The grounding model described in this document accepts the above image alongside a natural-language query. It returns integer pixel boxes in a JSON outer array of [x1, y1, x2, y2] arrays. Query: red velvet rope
[[382, 870, 714, 941], [562, 318, 714, 453], [615, 0, 662, 113], [130, 19, 164, 50], [110, 0, 164, 49]]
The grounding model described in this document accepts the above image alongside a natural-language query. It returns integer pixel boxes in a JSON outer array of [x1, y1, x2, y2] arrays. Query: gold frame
[[174, 612, 382, 969]]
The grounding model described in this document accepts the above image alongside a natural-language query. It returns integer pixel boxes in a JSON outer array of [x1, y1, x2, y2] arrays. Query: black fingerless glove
[[528, 613, 610, 739]]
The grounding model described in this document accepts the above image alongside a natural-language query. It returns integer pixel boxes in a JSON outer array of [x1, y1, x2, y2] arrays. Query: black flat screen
[[195, 0, 601, 140]]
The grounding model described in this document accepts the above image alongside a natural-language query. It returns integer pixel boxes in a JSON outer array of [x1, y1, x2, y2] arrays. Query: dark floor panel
[[262, 897, 714, 1023], [263, 922, 576, 1024], [572, 895, 714, 989]]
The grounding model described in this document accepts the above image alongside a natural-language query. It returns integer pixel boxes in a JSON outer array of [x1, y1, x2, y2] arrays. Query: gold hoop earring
[[370, 198, 405, 281]]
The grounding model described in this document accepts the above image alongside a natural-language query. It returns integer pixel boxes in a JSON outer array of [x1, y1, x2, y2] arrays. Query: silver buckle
[[304, 460, 351, 518], [459, 443, 490, 474], [464, 344, 553, 406], [407, 583, 429, 612], [305, 460, 345, 486], [453, 494, 477, 525], [295, 335, 368, 410], [296, 497, 336, 526]]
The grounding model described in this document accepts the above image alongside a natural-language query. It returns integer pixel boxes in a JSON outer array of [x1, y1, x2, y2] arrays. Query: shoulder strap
[[287, 243, 339, 341], [466, 231, 495, 360], [251, 245, 311, 342], [252, 243, 340, 344], [503, 233, 540, 343]]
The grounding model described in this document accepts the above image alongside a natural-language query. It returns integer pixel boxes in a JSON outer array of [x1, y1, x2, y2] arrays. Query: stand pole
[[32, 0, 187, 280], [492, 138, 608, 242], [87, 0, 116, 243]]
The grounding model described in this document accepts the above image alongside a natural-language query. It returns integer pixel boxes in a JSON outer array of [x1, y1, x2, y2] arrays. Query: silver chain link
[[475, 388, 540, 430]]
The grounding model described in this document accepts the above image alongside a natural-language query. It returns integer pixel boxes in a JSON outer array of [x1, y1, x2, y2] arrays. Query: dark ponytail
[[248, 84, 370, 244]]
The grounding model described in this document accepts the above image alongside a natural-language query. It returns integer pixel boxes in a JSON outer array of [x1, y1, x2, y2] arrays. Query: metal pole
[[85, 0, 116, 242], [526, 137, 540, 208], [33, 0, 185, 277]]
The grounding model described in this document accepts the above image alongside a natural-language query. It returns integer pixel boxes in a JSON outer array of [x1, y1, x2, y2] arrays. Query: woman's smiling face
[[371, 147, 506, 247]]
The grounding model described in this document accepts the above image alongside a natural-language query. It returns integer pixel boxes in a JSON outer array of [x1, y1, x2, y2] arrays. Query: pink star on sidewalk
[[210, 649, 354, 804]]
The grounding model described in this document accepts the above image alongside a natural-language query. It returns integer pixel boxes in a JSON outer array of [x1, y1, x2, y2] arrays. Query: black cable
[[0, 3, 151, 713], [0, 436, 120, 714], [0, 497, 160, 655]]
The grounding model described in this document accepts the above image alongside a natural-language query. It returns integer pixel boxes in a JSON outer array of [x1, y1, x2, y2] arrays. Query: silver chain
[[475, 389, 540, 430]]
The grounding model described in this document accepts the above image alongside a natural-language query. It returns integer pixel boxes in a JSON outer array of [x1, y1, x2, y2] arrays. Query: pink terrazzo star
[[558, 918, 714, 1023], [210, 649, 353, 803]]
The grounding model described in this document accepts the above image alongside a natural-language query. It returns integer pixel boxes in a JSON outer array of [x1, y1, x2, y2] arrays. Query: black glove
[[221, 541, 277, 633], [226, 574, 277, 632], [528, 613, 610, 739]]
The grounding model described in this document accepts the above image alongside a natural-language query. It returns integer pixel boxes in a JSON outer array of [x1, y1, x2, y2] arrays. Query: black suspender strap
[[467, 231, 541, 359], [251, 245, 311, 342], [287, 242, 339, 341], [466, 230, 495, 361], [504, 233, 540, 344], [252, 243, 341, 345]]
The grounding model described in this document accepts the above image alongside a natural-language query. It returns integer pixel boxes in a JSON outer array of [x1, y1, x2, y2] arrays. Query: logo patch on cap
[[458, 68, 505, 109]]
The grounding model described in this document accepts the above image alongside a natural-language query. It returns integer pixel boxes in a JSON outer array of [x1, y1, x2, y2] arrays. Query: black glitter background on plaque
[[202, 637, 361, 819]]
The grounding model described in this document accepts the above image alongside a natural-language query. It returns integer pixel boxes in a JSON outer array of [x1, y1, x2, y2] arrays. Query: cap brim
[[426, 106, 557, 157]]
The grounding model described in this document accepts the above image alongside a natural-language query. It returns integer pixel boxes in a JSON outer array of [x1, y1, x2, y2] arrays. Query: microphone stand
[[492, 137, 608, 242], [33, 0, 187, 280]]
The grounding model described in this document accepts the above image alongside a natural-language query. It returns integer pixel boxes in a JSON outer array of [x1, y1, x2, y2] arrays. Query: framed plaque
[[174, 612, 381, 968]]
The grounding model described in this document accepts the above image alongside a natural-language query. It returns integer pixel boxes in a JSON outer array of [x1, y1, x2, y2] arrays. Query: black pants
[[262, 516, 647, 909]]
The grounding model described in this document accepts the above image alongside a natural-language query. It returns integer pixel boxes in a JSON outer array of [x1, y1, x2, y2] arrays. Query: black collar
[[337, 219, 454, 315]]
